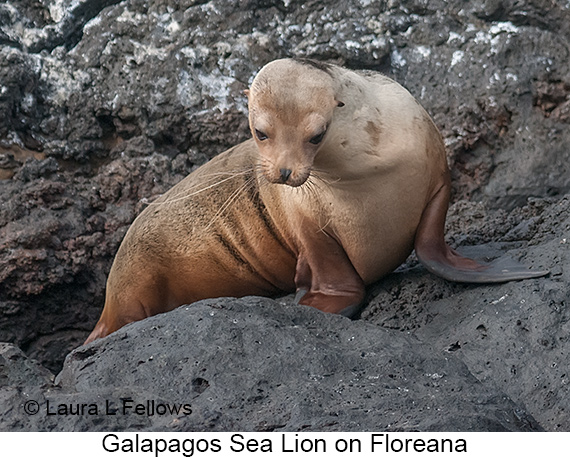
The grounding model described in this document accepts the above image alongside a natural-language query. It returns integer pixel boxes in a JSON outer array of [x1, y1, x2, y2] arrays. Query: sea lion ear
[[244, 89, 250, 98], [336, 100, 345, 107]]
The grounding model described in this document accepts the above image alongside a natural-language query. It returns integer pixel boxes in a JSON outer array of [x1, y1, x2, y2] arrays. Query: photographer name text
[[44, 399, 192, 417]]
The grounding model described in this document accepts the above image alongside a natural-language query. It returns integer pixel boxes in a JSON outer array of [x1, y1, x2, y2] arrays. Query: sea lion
[[85, 58, 548, 343]]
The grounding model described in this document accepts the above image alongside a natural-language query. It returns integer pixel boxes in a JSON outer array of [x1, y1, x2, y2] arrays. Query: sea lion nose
[[279, 168, 292, 183]]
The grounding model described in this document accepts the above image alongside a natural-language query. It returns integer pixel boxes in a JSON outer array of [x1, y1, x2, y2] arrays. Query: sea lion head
[[246, 59, 344, 187]]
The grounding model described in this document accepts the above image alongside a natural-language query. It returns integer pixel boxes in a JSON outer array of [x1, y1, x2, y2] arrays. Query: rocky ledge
[[0, 298, 544, 431]]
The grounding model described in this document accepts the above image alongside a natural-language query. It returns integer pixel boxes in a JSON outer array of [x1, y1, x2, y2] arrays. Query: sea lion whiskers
[[285, 174, 325, 212], [253, 160, 273, 190], [309, 166, 341, 187], [291, 176, 336, 239], [203, 173, 257, 231], [257, 154, 277, 184], [148, 168, 253, 207], [317, 215, 335, 238], [300, 175, 322, 198]]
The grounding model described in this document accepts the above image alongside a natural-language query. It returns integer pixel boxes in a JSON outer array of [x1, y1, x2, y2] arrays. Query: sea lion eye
[[309, 131, 326, 145], [255, 129, 268, 141]]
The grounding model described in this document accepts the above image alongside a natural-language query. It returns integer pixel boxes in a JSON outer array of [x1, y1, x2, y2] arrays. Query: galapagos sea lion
[[85, 58, 548, 343]]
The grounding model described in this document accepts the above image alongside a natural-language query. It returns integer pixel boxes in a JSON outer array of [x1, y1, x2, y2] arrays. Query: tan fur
[[87, 58, 529, 344], [250, 60, 447, 284]]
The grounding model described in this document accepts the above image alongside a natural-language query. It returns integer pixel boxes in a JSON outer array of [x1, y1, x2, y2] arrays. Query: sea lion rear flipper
[[414, 181, 549, 284], [416, 247, 549, 283]]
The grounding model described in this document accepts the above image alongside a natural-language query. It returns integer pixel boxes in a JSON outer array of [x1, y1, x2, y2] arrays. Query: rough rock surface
[[0, 0, 569, 431], [0, 299, 542, 431]]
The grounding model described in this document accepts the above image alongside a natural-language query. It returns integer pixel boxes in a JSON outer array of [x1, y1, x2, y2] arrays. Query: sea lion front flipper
[[414, 181, 549, 283], [293, 288, 363, 318], [293, 224, 366, 316]]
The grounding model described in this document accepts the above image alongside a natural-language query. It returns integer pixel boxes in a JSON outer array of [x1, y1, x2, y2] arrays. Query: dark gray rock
[[1, 298, 541, 431], [363, 195, 570, 431]]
